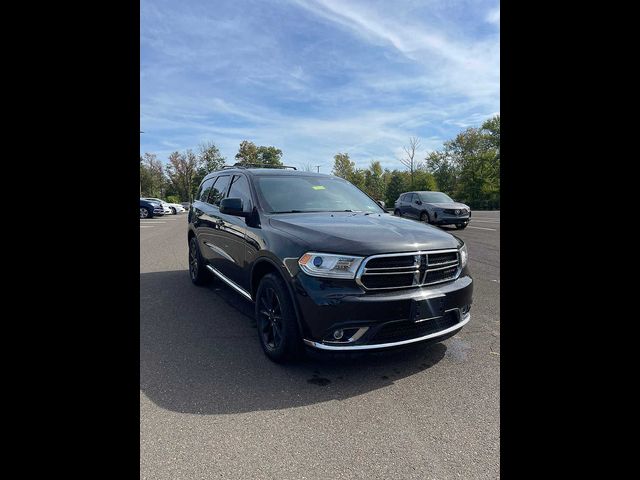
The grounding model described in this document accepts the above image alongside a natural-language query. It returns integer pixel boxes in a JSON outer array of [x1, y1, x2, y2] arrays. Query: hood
[[429, 202, 469, 210], [269, 212, 460, 256]]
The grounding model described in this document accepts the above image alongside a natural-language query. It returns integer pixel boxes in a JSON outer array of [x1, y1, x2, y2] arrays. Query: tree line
[[330, 115, 500, 209], [140, 115, 499, 209]]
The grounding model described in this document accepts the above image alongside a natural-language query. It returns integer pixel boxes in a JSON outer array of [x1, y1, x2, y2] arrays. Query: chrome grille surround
[[355, 249, 461, 291]]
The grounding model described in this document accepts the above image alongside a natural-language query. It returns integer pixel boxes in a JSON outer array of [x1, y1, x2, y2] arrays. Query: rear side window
[[198, 177, 216, 202], [227, 174, 252, 211], [210, 175, 231, 206]]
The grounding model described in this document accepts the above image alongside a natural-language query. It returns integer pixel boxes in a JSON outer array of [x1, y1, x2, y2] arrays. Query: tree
[[424, 114, 500, 209], [332, 153, 355, 179], [165, 150, 200, 202], [140, 152, 166, 197], [235, 141, 283, 167], [235, 140, 259, 165], [385, 170, 409, 208], [256, 146, 283, 166], [399, 137, 422, 189], [364, 160, 385, 201], [426, 151, 457, 195], [193, 142, 226, 195], [198, 141, 226, 172], [413, 169, 438, 192]]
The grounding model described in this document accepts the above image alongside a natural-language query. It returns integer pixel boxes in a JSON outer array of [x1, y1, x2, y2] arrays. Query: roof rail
[[221, 163, 297, 170]]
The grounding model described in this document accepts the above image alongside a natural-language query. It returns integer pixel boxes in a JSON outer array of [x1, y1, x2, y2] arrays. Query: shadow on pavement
[[140, 270, 447, 415]]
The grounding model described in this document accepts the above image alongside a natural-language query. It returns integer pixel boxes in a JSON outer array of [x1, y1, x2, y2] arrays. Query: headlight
[[460, 243, 468, 268], [298, 252, 364, 279]]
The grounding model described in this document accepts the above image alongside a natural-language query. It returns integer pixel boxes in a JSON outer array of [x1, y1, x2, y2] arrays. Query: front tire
[[140, 207, 151, 219], [421, 211, 430, 224], [395, 209, 402, 217], [170, 207, 176, 215], [455, 223, 468, 230], [188, 237, 211, 285], [255, 273, 304, 363]]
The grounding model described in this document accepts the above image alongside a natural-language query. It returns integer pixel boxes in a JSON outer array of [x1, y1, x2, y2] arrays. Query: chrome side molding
[[205, 265, 252, 301]]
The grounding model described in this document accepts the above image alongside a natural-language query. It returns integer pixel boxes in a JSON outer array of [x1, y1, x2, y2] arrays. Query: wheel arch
[[250, 257, 306, 336]]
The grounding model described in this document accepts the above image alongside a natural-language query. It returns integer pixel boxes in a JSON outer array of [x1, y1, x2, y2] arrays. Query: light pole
[[315, 165, 320, 173]]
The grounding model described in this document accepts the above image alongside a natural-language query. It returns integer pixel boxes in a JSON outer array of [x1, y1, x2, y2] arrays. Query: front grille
[[444, 208, 468, 216], [371, 311, 459, 344], [357, 249, 460, 291]]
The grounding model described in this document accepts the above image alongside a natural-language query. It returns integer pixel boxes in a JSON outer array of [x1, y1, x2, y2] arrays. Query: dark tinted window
[[210, 175, 231, 206], [419, 192, 454, 203], [198, 177, 216, 202], [227, 175, 252, 212], [253, 175, 383, 213]]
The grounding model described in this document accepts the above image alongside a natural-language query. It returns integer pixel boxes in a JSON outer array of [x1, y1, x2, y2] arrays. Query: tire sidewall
[[189, 236, 210, 285], [255, 273, 303, 362]]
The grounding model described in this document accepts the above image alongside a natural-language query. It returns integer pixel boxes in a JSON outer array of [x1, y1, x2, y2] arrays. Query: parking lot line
[[470, 219, 500, 223], [467, 225, 497, 231], [140, 225, 155, 228]]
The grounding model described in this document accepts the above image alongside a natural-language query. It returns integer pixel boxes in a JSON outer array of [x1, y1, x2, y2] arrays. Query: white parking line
[[467, 225, 497, 231], [471, 219, 500, 223], [140, 221, 166, 224], [140, 225, 155, 228]]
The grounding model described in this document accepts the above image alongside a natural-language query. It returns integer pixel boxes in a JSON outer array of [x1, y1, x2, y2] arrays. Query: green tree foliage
[[165, 150, 201, 202], [425, 115, 500, 209], [256, 146, 283, 166], [331, 153, 356, 179], [193, 142, 226, 195], [384, 170, 409, 207], [235, 141, 283, 166], [140, 153, 167, 197], [364, 161, 385, 201]]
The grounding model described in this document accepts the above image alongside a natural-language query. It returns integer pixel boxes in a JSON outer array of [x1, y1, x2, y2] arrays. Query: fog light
[[461, 305, 471, 315], [333, 329, 344, 340]]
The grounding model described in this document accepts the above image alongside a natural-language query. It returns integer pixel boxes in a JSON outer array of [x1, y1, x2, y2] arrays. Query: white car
[[143, 198, 186, 215]]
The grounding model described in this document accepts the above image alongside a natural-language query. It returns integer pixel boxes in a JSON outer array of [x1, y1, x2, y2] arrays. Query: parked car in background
[[188, 167, 472, 362], [180, 202, 191, 210], [143, 197, 186, 215], [140, 198, 165, 219], [394, 191, 471, 229], [142, 198, 172, 215]]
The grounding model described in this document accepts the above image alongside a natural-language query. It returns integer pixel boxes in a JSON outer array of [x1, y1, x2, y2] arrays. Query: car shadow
[[140, 270, 448, 415]]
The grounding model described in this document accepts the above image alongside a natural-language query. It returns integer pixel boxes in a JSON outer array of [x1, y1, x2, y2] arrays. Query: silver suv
[[394, 191, 471, 229]]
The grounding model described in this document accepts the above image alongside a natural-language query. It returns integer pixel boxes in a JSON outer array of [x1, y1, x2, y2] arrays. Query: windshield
[[253, 175, 384, 214], [419, 192, 454, 203]]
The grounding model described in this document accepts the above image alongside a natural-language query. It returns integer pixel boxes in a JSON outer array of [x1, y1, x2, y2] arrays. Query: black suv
[[188, 167, 473, 362]]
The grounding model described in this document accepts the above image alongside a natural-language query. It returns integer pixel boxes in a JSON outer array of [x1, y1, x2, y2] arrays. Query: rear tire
[[255, 273, 304, 363], [188, 236, 211, 285], [170, 207, 176, 215], [395, 209, 402, 217]]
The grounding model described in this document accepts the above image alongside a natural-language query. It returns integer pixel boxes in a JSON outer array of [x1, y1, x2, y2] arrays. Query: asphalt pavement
[[140, 211, 500, 479]]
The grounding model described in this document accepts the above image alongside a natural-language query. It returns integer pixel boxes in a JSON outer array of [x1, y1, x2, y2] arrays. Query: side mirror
[[220, 197, 247, 217], [415, 200, 422, 205], [377, 200, 385, 208]]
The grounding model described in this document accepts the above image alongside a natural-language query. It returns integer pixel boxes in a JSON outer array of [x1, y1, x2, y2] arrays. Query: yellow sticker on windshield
[[312, 185, 326, 190]]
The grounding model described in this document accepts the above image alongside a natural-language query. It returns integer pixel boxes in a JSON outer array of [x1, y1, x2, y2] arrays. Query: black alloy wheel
[[188, 237, 211, 285], [255, 273, 304, 362]]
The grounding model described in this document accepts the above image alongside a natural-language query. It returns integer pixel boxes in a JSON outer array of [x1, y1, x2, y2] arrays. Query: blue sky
[[140, 0, 500, 172]]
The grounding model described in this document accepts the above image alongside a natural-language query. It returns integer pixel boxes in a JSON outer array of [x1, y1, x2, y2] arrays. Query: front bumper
[[434, 214, 470, 225], [292, 271, 473, 351]]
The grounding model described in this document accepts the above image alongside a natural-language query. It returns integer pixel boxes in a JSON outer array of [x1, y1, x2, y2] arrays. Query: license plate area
[[411, 296, 445, 323]]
